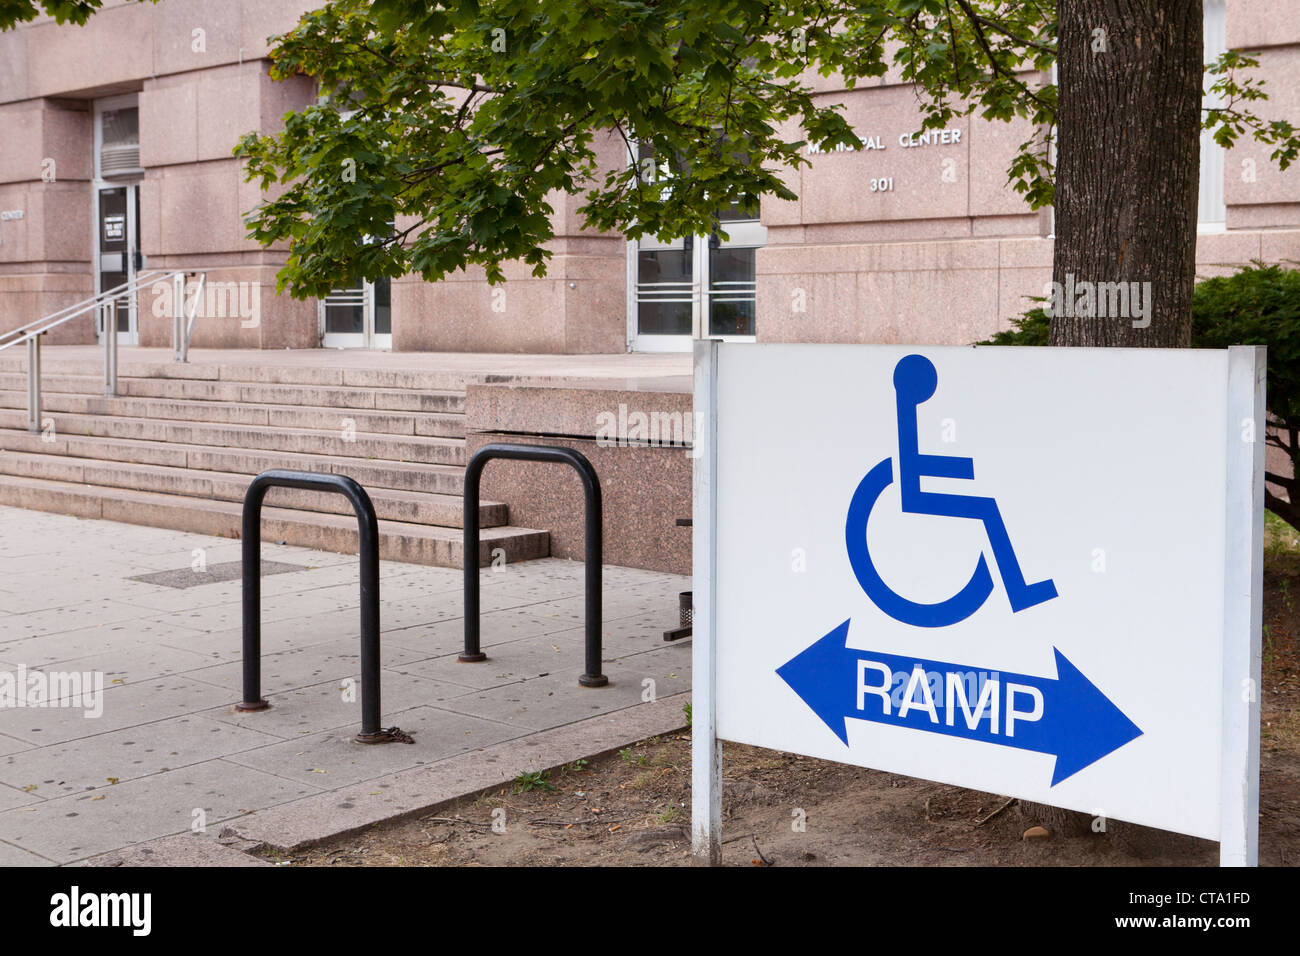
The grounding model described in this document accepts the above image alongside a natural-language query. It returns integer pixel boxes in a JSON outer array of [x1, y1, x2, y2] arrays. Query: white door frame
[[319, 279, 392, 349], [628, 221, 765, 352], [92, 93, 143, 346], [705, 218, 765, 344], [627, 235, 696, 353]]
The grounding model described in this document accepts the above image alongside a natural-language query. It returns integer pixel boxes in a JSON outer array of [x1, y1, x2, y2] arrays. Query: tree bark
[[1029, 0, 1205, 836], [1049, 0, 1203, 348]]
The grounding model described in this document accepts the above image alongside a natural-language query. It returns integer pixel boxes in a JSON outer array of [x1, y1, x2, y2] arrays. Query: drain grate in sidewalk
[[130, 560, 307, 589]]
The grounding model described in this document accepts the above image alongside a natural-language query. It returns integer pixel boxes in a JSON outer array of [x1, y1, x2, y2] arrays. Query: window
[[1200, 0, 1227, 228], [627, 144, 765, 351]]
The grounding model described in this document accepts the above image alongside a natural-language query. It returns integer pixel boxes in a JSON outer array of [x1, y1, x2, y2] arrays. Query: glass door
[[627, 134, 764, 352], [95, 184, 140, 346], [629, 214, 764, 352], [629, 235, 696, 352], [705, 206, 763, 340], [372, 276, 392, 349], [320, 277, 391, 349], [626, 140, 763, 351]]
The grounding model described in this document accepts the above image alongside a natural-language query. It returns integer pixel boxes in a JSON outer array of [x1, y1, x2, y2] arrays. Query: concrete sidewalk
[[0, 505, 691, 865]]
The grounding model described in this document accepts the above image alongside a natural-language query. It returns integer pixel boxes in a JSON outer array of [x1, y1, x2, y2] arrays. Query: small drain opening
[[130, 559, 307, 590]]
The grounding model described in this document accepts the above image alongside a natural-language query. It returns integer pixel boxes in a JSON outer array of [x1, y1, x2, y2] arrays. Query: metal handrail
[[0, 270, 169, 352], [2, 269, 209, 433], [172, 271, 206, 363]]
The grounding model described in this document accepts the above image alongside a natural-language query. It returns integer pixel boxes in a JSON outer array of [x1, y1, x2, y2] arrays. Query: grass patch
[[512, 770, 557, 794], [1266, 510, 1300, 555]]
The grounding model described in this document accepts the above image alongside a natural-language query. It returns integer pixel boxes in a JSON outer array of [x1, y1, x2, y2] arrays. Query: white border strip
[[1219, 345, 1264, 866]]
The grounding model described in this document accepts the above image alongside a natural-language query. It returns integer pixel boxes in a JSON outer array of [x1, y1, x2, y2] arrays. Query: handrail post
[[182, 272, 204, 363], [239, 469, 394, 743], [0, 270, 169, 356], [460, 443, 606, 687], [26, 334, 40, 434], [172, 273, 185, 362], [102, 300, 118, 397]]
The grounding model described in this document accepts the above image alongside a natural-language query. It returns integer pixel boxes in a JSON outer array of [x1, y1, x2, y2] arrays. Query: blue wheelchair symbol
[[845, 354, 1058, 628]]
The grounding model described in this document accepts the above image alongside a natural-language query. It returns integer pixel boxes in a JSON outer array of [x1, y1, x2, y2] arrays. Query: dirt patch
[[269, 546, 1300, 868]]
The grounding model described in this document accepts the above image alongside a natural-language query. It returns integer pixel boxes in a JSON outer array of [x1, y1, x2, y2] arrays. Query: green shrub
[[1191, 261, 1300, 424], [976, 301, 1051, 347], [1193, 261, 1300, 531]]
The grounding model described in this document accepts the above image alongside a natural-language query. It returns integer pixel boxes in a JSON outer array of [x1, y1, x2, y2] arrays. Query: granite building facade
[[0, 0, 1296, 353]]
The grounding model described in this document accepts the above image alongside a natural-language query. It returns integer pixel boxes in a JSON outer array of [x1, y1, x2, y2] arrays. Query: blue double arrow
[[776, 620, 1143, 786]]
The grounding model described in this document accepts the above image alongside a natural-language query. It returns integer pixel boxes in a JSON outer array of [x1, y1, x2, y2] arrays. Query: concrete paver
[[435, 648, 691, 731], [7, 759, 328, 863], [0, 716, 283, 796], [221, 692, 692, 852], [0, 838, 57, 865], [0, 505, 691, 864], [2, 675, 227, 746], [223, 704, 526, 789]]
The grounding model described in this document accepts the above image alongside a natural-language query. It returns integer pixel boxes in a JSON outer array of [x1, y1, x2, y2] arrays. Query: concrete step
[[0, 373, 467, 414], [0, 450, 504, 529], [0, 357, 490, 392], [0, 389, 465, 438], [0, 356, 535, 567], [0, 473, 548, 568], [0, 429, 468, 495], [0, 408, 466, 466]]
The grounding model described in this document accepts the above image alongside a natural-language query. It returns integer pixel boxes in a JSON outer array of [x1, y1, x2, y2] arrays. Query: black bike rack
[[664, 517, 693, 641], [460, 443, 606, 687], [238, 469, 395, 743]]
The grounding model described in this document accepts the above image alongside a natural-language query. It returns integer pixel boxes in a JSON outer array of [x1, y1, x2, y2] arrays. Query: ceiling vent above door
[[100, 143, 141, 176], [98, 105, 142, 178]]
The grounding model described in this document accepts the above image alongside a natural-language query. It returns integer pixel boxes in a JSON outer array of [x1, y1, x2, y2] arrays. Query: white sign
[[691, 342, 1263, 866], [102, 214, 125, 243]]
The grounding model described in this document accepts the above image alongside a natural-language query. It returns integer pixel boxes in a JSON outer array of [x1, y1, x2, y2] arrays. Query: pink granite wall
[[466, 384, 693, 574], [137, 58, 317, 348], [0, 2, 320, 347], [392, 129, 630, 353], [0, 99, 94, 340]]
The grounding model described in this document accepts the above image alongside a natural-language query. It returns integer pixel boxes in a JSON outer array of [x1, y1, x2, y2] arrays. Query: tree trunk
[[1029, 0, 1205, 836], [1048, 0, 1203, 348]]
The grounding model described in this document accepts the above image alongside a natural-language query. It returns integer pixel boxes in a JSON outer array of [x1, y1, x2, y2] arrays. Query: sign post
[[691, 341, 722, 865], [692, 341, 1263, 866]]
